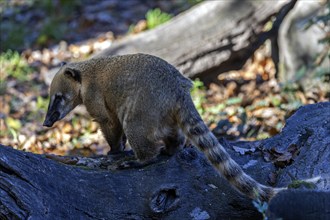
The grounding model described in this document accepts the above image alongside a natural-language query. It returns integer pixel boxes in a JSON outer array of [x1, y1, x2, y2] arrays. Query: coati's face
[[43, 63, 82, 127]]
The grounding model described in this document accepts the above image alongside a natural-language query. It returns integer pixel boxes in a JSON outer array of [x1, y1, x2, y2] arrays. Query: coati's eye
[[55, 94, 62, 99], [54, 93, 65, 102], [52, 94, 64, 107]]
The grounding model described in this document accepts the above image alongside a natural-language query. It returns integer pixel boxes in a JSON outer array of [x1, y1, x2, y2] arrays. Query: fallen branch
[[95, 0, 297, 84]]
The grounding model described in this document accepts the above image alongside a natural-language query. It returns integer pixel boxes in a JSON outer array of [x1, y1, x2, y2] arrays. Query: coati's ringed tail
[[177, 95, 284, 201]]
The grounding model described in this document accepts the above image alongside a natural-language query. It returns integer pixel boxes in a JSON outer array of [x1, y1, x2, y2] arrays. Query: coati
[[43, 53, 284, 201]]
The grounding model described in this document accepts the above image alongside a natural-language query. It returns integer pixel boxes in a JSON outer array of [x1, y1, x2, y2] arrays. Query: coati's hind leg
[[162, 129, 186, 156], [117, 124, 161, 169]]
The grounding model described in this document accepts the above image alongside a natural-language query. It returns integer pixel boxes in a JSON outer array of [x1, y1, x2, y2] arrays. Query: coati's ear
[[64, 68, 81, 83]]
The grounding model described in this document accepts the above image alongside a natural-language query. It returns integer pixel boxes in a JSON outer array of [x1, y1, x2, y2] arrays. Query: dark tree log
[[268, 190, 330, 220], [95, 0, 297, 84], [1, 102, 329, 219]]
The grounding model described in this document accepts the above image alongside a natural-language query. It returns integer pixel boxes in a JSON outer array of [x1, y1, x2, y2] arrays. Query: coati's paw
[[160, 147, 175, 156], [107, 150, 134, 161]]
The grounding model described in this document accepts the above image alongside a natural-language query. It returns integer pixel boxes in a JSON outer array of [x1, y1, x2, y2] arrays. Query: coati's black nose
[[43, 120, 53, 127], [43, 111, 60, 127]]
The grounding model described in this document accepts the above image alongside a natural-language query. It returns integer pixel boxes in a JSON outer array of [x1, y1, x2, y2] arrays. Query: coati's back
[[90, 54, 192, 99], [79, 54, 193, 123], [44, 53, 284, 201]]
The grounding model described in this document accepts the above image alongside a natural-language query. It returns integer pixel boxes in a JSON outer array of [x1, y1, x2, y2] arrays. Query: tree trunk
[[277, 0, 329, 84], [1, 102, 329, 219], [95, 0, 297, 84]]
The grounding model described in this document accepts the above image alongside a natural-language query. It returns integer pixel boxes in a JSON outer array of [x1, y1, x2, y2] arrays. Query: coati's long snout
[[43, 95, 63, 127], [43, 94, 76, 127]]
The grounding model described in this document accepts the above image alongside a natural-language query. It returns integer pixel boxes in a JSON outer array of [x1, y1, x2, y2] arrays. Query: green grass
[[191, 79, 207, 115], [0, 22, 28, 51], [145, 8, 173, 29], [37, 17, 68, 46], [129, 8, 173, 33], [0, 0, 80, 51], [0, 50, 32, 81], [252, 197, 269, 220]]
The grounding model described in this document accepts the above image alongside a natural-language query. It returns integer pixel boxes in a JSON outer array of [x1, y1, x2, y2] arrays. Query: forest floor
[[1, 0, 329, 156]]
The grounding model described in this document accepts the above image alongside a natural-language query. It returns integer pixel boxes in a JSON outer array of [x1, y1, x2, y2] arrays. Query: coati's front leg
[[99, 122, 125, 155]]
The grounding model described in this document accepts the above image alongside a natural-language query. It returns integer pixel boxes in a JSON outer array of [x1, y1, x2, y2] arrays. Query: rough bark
[[277, 0, 329, 83], [95, 0, 297, 84], [268, 190, 330, 220], [1, 102, 329, 219]]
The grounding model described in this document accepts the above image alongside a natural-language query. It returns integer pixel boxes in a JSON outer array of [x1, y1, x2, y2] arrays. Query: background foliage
[[0, 0, 329, 156]]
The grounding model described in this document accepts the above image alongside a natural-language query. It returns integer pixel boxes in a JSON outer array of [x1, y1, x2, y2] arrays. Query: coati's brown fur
[[44, 53, 284, 201]]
